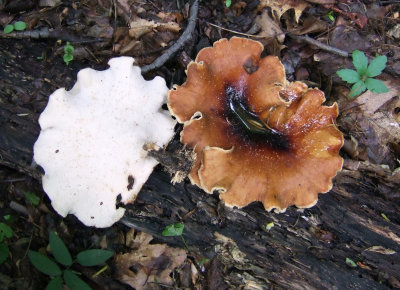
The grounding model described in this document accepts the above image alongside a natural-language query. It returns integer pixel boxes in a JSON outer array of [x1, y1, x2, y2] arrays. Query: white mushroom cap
[[34, 57, 176, 227]]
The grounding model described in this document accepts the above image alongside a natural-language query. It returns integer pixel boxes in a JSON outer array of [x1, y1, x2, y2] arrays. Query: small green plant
[[345, 257, 357, 268], [63, 42, 74, 66], [225, 0, 232, 7], [24, 191, 41, 206], [3, 21, 27, 34], [28, 231, 114, 290], [337, 50, 389, 98], [162, 222, 189, 250], [0, 222, 13, 264], [327, 11, 335, 22]]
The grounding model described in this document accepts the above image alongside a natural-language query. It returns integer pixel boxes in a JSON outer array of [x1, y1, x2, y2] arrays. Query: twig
[[206, 22, 265, 39], [1, 27, 105, 44], [9, 201, 29, 216], [287, 33, 349, 57], [141, 0, 199, 74]]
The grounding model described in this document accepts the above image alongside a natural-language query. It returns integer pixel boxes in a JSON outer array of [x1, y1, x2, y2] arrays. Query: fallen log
[[1, 39, 399, 289]]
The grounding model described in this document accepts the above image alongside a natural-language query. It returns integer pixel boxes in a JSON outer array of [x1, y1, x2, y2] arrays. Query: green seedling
[[381, 213, 390, 222], [162, 222, 189, 250], [327, 11, 335, 22], [63, 42, 74, 66], [3, 21, 27, 34], [345, 257, 357, 268], [0, 222, 13, 264], [24, 191, 40, 206], [225, 0, 232, 7], [28, 231, 114, 290], [337, 50, 389, 98]]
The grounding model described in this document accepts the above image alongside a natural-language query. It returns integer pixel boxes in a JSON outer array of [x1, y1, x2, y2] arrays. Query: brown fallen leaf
[[115, 230, 187, 290], [289, 15, 328, 35], [129, 18, 180, 39], [339, 77, 400, 167], [258, 0, 310, 22], [255, 10, 285, 43]]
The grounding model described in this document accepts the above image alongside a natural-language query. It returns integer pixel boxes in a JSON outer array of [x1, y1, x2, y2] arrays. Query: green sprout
[[28, 231, 114, 290], [225, 0, 232, 7], [63, 42, 74, 66], [162, 222, 189, 250], [3, 21, 27, 34], [24, 191, 40, 206], [337, 50, 389, 98], [345, 257, 357, 268], [327, 11, 335, 22]]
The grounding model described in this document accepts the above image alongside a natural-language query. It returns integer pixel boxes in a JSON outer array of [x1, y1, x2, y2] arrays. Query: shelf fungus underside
[[168, 37, 344, 212]]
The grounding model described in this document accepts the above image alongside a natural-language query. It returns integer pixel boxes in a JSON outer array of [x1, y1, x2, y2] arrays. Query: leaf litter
[[1, 0, 400, 288]]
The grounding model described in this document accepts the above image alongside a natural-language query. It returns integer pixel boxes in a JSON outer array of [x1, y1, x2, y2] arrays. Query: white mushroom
[[34, 57, 176, 227]]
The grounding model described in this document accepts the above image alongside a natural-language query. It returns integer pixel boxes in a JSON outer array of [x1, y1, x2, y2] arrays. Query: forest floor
[[1, 0, 400, 289]]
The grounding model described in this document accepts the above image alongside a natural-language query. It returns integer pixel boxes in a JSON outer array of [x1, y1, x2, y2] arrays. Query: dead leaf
[[290, 15, 328, 35], [339, 77, 400, 167], [258, 0, 310, 22], [356, 261, 372, 270], [129, 18, 180, 39], [366, 246, 396, 255], [388, 24, 400, 40], [255, 10, 285, 43], [232, 1, 247, 17], [305, 0, 335, 4], [115, 230, 187, 290], [354, 80, 398, 115]]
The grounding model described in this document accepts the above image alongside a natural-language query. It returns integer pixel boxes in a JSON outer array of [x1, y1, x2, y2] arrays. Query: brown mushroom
[[168, 37, 343, 212]]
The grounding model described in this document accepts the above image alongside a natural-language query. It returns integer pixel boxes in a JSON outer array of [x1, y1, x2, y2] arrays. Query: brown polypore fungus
[[168, 37, 344, 212]]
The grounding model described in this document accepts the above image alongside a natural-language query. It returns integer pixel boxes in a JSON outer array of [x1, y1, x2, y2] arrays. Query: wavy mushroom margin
[[168, 37, 344, 212]]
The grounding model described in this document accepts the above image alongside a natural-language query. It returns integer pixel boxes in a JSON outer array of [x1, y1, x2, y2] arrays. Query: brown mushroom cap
[[168, 37, 344, 212]]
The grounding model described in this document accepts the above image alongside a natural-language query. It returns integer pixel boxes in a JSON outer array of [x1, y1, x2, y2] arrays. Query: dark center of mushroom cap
[[225, 85, 290, 151]]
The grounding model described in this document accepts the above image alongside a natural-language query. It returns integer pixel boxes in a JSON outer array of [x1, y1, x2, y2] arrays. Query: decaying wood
[[1, 39, 400, 289]]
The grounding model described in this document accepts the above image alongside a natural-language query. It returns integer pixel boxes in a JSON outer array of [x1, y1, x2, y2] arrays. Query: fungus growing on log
[[34, 57, 176, 227], [168, 37, 343, 212]]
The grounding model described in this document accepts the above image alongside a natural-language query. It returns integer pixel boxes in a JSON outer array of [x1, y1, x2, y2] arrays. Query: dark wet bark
[[1, 39, 400, 290]]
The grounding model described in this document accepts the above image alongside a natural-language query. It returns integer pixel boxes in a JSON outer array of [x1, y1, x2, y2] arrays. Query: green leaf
[[225, 0, 232, 7], [24, 191, 40, 206], [63, 270, 91, 290], [381, 212, 390, 222], [49, 231, 72, 266], [64, 42, 74, 55], [336, 69, 360, 84], [0, 223, 13, 242], [63, 54, 73, 66], [345, 257, 357, 267], [327, 11, 335, 22], [3, 214, 13, 222], [0, 243, 10, 264], [28, 250, 62, 276], [13, 21, 26, 31], [3, 24, 14, 34], [366, 55, 387, 77], [162, 223, 184, 237], [352, 50, 368, 76], [46, 276, 63, 290], [364, 78, 389, 94], [76, 249, 114, 267], [349, 80, 366, 98]]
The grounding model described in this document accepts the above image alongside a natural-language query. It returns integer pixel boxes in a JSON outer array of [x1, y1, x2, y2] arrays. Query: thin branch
[[287, 33, 349, 57], [1, 27, 105, 44], [141, 0, 199, 74], [206, 22, 265, 39]]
